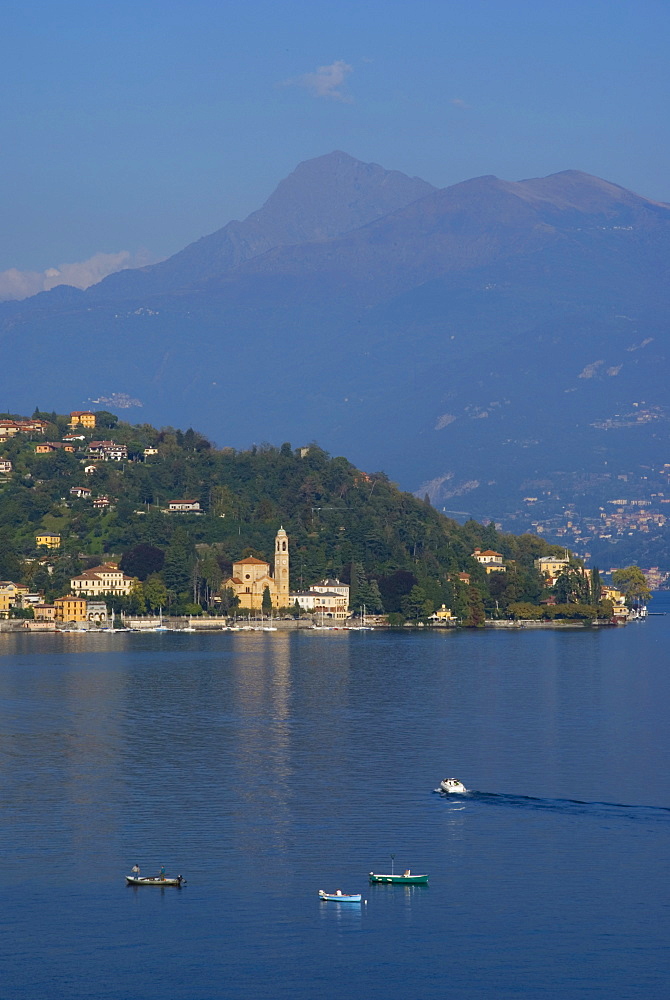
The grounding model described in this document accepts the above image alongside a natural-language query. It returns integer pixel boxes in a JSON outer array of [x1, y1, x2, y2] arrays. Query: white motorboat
[[439, 778, 468, 794]]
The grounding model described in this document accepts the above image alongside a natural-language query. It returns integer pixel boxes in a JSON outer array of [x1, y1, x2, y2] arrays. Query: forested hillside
[[0, 410, 574, 619]]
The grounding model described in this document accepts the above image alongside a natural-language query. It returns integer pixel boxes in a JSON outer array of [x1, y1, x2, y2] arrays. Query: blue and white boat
[[318, 889, 361, 902]]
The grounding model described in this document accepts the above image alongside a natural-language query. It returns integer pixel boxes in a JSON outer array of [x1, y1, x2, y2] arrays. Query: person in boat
[[404, 870, 411, 877], [159, 865, 166, 880], [336, 889, 342, 896], [131, 864, 140, 879]]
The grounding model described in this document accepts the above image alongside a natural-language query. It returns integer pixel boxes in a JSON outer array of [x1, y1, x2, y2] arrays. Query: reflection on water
[[318, 897, 364, 929]]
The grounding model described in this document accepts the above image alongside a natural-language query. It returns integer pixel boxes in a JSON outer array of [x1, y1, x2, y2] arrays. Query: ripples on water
[[1, 617, 670, 998], [437, 788, 670, 821]]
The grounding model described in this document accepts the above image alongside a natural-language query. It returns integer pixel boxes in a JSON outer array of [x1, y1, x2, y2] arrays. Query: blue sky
[[1, 0, 668, 293]]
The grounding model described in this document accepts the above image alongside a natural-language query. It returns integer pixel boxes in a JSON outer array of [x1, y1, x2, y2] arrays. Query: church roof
[[234, 556, 269, 565]]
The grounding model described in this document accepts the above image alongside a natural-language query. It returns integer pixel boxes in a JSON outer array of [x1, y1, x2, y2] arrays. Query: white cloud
[[284, 60, 353, 102], [0, 249, 154, 302]]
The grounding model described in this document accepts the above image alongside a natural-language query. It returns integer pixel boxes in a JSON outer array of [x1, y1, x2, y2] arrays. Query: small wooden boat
[[369, 871, 428, 885], [126, 875, 185, 886], [318, 889, 361, 902]]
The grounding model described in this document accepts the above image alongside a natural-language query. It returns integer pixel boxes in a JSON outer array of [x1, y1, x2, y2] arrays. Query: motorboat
[[439, 778, 468, 794], [318, 889, 361, 902], [126, 874, 185, 887]]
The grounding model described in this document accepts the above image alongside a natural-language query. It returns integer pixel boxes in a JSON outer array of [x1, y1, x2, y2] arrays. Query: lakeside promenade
[[0, 615, 629, 633]]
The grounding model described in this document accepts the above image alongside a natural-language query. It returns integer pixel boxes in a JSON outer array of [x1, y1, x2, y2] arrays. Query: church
[[223, 527, 290, 610]]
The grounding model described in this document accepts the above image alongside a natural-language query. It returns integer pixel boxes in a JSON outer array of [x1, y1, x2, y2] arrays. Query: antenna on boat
[[390, 853, 395, 876]]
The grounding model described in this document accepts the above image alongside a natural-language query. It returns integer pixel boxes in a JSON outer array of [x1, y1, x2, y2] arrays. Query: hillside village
[[0, 409, 649, 630]]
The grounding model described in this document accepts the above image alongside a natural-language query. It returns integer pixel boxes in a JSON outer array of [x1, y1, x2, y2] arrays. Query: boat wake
[[435, 789, 670, 822]]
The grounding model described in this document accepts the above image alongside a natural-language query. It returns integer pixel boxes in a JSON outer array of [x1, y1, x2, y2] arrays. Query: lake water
[[2, 599, 670, 999]]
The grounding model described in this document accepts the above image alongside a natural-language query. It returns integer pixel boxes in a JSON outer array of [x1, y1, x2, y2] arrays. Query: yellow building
[[54, 596, 88, 622], [431, 604, 457, 621], [36, 533, 61, 549], [69, 411, 96, 428], [0, 581, 20, 616], [223, 527, 290, 610], [471, 549, 507, 574], [534, 555, 570, 580], [600, 585, 627, 608]]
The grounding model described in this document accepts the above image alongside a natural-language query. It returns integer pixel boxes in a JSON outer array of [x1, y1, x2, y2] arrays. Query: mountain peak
[[85, 152, 435, 300], [517, 169, 669, 214], [254, 151, 435, 237]]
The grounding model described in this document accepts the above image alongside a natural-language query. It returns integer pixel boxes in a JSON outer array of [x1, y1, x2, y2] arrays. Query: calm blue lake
[[2, 599, 670, 999]]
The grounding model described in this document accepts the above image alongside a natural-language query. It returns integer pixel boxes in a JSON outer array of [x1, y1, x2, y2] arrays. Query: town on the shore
[[0, 409, 652, 631]]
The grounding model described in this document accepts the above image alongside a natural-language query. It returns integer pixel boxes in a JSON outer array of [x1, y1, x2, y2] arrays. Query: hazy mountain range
[[2, 150, 669, 550]]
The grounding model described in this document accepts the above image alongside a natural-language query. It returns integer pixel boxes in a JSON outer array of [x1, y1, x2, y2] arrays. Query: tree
[[508, 602, 544, 621], [376, 570, 418, 613], [0, 529, 21, 580], [163, 530, 194, 594], [94, 411, 118, 429], [219, 587, 239, 614], [464, 587, 486, 628], [554, 566, 589, 604], [120, 543, 165, 581], [11, 606, 34, 619], [348, 561, 365, 610], [590, 566, 602, 605], [128, 580, 147, 614], [354, 578, 384, 613], [611, 566, 651, 605], [198, 550, 223, 608], [143, 574, 168, 612], [401, 585, 432, 621], [262, 586, 272, 614], [481, 521, 499, 549]]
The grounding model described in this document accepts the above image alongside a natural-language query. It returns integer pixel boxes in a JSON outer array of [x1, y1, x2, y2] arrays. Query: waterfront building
[[70, 562, 135, 597], [430, 604, 457, 622], [290, 589, 348, 619], [0, 582, 20, 617], [223, 527, 290, 610], [311, 578, 350, 607], [33, 604, 56, 621], [86, 601, 109, 625], [54, 596, 88, 623]]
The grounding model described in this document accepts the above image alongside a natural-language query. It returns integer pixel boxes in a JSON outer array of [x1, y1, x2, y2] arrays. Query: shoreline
[[0, 617, 632, 634]]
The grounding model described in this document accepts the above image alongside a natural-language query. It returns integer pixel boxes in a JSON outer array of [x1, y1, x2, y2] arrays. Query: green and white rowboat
[[369, 871, 428, 885]]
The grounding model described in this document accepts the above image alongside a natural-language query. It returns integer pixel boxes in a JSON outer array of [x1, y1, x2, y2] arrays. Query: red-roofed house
[[471, 548, 506, 573], [70, 562, 136, 596]]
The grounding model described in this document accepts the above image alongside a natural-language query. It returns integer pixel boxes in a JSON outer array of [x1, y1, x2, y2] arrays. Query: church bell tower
[[274, 526, 290, 607]]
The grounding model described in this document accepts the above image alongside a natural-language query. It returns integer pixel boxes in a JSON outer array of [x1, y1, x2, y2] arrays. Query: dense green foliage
[[611, 565, 652, 605], [0, 412, 609, 619]]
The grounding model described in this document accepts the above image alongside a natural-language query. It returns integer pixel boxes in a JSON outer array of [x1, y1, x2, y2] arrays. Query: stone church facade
[[223, 527, 290, 610]]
